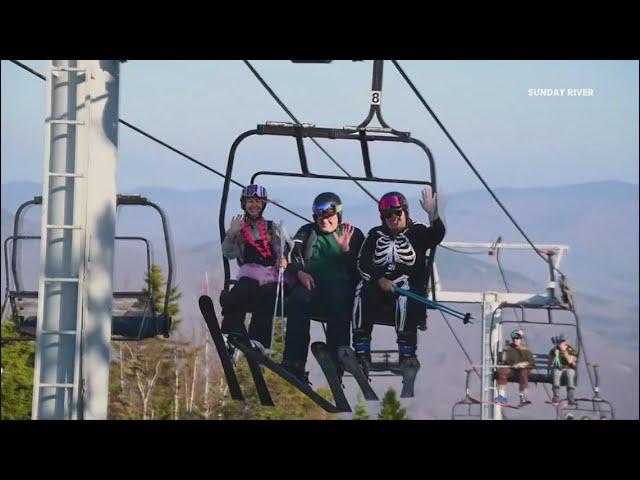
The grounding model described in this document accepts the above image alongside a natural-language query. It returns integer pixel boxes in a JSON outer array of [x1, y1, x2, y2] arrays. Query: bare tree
[[119, 343, 125, 394], [126, 343, 163, 420], [204, 336, 210, 419], [188, 349, 198, 413], [174, 349, 180, 420]]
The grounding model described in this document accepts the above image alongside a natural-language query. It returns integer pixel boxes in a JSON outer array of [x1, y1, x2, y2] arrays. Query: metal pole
[[81, 60, 120, 419], [32, 60, 120, 420], [481, 294, 501, 420]]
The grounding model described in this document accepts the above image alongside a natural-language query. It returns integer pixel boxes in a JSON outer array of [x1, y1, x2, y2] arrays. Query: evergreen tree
[[377, 387, 409, 420], [353, 394, 370, 420], [143, 263, 182, 332], [109, 264, 182, 419], [1, 321, 35, 419]]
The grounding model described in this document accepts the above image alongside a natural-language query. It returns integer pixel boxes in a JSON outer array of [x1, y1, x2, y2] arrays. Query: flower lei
[[241, 217, 272, 259]]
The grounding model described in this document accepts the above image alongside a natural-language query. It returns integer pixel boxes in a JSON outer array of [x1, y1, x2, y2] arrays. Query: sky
[[1, 60, 638, 195]]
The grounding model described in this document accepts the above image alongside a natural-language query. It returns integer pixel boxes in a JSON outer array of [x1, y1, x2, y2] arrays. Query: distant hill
[[2, 180, 638, 418]]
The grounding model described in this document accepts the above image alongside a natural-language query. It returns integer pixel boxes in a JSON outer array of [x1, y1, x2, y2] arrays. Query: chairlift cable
[[9, 61, 310, 224], [440, 245, 488, 255], [391, 60, 566, 278], [494, 244, 523, 324], [439, 310, 480, 380]]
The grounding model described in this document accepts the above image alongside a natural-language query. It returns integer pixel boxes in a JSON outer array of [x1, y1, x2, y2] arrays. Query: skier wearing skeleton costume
[[354, 188, 445, 381]]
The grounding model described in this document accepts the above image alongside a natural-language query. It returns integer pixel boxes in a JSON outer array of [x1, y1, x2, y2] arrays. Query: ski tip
[[198, 294, 213, 307], [311, 341, 327, 351]]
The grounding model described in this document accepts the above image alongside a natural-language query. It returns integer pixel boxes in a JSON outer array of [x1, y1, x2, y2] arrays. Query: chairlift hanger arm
[[254, 123, 434, 189], [11, 197, 42, 292], [258, 123, 410, 140], [251, 171, 432, 188], [357, 60, 390, 130]]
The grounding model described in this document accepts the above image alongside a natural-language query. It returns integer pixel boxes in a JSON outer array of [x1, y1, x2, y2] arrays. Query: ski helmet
[[378, 191, 409, 222], [241, 184, 268, 214], [312, 192, 343, 222]]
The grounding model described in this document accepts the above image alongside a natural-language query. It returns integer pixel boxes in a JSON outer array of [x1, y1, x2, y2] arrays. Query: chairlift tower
[[32, 60, 120, 419], [434, 241, 569, 420]]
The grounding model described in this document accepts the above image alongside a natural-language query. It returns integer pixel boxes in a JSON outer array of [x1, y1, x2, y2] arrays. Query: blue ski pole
[[393, 286, 473, 324]]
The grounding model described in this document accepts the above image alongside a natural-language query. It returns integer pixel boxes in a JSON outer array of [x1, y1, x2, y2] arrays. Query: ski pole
[[393, 287, 473, 324], [393, 287, 466, 317], [279, 267, 285, 343], [270, 269, 282, 356]]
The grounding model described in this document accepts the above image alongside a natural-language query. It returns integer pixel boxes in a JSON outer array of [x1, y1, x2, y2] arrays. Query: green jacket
[[548, 345, 578, 369], [501, 343, 535, 367]]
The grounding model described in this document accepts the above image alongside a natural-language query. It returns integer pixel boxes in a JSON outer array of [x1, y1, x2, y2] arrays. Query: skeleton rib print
[[373, 231, 416, 268]]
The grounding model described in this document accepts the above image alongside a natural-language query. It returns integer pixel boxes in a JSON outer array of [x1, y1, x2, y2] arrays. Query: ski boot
[[399, 344, 420, 398], [519, 392, 532, 407], [353, 339, 372, 378], [551, 386, 561, 404], [222, 334, 239, 365], [249, 339, 267, 356], [567, 387, 577, 406]]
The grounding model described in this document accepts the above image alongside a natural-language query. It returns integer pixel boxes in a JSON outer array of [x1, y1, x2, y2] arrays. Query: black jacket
[[548, 345, 578, 369], [357, 217, 445, 286], [286, 223, 365, 287]]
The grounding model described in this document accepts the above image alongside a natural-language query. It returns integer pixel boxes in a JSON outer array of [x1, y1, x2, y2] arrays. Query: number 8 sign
[[371, 90, 381, 105]]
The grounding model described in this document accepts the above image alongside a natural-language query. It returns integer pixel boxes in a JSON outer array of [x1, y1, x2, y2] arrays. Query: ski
[[337, 346, 379, 401], [400, 357, 420, 398], [235, 331, 275, 407], [227, 333, 341, 413], [310, 342, 352, 413], [545, 399, 578, 407], [199, 295, 243, 401], [468, 396, 522, 409]]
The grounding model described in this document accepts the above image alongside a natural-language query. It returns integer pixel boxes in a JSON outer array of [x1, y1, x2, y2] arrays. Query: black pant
[[352, 280, 426, 348], [282, 279, 354, 368], [220, 277, 278, 348]]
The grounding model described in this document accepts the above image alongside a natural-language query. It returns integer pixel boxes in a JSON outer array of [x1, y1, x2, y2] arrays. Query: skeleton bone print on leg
[[393, 275, 410, 332], [373, 232, 416, 270], [352, 276, 411, 332]]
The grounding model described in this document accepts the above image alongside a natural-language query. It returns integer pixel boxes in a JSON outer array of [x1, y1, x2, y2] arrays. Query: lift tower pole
[[32, 60, 120, 420]]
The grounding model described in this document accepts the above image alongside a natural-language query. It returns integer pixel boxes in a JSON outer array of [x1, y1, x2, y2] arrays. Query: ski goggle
[[242, 184, 267, 199], [511, 332, 523, 340], [378, 195, 406, 212], [313, 202, 341, 218], [381, 208, 404, 219]]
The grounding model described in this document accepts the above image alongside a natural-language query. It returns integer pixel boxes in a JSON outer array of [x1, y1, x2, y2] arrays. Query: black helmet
[[312, 192, 343, 222]]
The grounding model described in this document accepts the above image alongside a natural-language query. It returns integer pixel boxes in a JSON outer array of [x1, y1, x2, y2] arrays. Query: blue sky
[[1, 60, 638, 195]]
